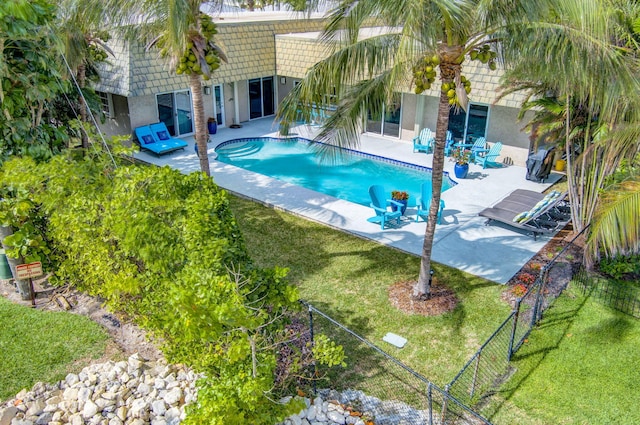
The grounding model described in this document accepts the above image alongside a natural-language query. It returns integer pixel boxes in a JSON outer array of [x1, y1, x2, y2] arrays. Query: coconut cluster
[[160, 13, 221, 80], [469, 44, 498, 70], [442, 76, 471, 106], [412, 54, 440, 94], [88, 31, 110, 62], [89, 44, 108, 62]]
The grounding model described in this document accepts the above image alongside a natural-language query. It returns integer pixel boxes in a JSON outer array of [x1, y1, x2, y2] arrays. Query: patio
[[133, 117, 564, 284]]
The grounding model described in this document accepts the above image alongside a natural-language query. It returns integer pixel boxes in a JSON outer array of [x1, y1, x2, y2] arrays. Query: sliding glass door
[[366, 93, 402, 137], [213, 85, 224, 128], [156, 91, 194, 136], [248, 77, 275, 119]]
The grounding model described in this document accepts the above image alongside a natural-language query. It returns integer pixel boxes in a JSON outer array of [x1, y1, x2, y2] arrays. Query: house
[[96, 11, 534, 166]]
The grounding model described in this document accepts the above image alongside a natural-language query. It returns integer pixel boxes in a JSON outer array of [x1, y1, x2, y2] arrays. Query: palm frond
[[588, 178, 640, 261]]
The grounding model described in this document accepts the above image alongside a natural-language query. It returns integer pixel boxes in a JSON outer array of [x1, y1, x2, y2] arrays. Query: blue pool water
[[215, 137, 455, 207]]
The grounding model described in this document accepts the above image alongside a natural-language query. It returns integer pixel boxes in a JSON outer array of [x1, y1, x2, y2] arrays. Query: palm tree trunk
[[413, 88, 451, 300], [190, 73, 211, 176], [414, 45, 461, 300], [77, 63, 89, 150]]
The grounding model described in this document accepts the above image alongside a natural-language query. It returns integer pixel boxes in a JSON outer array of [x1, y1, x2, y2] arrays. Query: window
[[448, 103, 489, 143], [97, 91, 114, 119]]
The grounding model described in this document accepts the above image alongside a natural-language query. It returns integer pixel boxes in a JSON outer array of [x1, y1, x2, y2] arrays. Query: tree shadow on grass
[[481, 292, 590, 422]]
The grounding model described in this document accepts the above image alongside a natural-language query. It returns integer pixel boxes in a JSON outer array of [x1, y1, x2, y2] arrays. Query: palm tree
[[277, 0, 556, 300], [107, 0, 226, 176], [279, 0, 640, 299]]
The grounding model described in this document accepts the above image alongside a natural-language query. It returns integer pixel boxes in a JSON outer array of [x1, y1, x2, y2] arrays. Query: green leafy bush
[[0, 150, 344, 424], [598, 254, 640, 280]]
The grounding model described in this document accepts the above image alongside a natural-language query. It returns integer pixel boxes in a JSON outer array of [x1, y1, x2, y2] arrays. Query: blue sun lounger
[[134, 123, 188, 156]]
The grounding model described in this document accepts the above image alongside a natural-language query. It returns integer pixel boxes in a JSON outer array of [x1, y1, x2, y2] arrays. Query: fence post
[[531, 269, 549, 326], [307, 304, 317, 395], [507, 303, 520, 361], [440, 384, 450, 424], [470, 351, 481, 399], [427, 383, 434, 425]]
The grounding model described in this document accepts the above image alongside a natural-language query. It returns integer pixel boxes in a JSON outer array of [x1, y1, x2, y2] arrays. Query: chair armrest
[[387, 199, 404, 208], [370, 204, 388, 214]]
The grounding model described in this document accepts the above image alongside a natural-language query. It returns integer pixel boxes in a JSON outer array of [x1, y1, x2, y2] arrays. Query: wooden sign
[[15, 262, 43, 280]]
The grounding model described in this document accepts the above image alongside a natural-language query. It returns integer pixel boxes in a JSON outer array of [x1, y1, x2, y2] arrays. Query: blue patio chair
[[412, 128, 435, 153], [415, 182, 445, 224], [469, 137, 487, 159], [367, 185, 403, 230], [474, 142, 503, 168]]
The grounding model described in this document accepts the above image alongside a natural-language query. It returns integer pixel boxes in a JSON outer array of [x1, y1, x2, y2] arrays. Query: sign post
[[16, 262, 43, 306]]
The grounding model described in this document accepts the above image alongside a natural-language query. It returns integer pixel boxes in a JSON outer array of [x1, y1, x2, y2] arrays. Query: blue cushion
[[157, 131, 170, 141], [141, 134, 155, 145]]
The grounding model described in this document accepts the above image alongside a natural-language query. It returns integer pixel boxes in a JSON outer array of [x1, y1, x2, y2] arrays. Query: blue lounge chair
[[134, 122, 188, 156], [367, 185, 403, 230], [415, 182, 445, 224], [474, 142, 503, 168], [412, 128, 435, 153]]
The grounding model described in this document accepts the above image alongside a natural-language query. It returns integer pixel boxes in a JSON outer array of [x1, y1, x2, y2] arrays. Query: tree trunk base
[[411, 286, 431, 301]]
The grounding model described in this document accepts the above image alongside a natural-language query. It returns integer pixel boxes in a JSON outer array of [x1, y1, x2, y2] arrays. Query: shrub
[[598, 254, 640, 280], [512, 283, 528, 298], [517, 272, 536, 285], [0, 150, 344, 425]]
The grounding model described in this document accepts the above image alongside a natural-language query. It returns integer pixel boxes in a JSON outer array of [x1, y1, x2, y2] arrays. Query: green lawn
[[3, 192, 636, 425], [0, 296, 110, 401], [229, 195, 511, 386], [483, 285, 640, 425]]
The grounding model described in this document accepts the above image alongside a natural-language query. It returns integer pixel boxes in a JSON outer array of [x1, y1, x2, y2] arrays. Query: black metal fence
[[299, 301, 493, 425], [291, 228, 593, 423], [573, 268, 640, 318], [447, 228, 585, 407]]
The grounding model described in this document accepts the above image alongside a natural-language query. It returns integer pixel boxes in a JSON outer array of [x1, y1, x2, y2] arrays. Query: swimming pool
[[214, 137, 455, 207]]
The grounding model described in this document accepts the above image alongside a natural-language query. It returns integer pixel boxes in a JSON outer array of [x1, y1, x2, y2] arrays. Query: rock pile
[[278, 389, 428, 425], [1, 355, 420, 425], [0, 354, 199, 425]]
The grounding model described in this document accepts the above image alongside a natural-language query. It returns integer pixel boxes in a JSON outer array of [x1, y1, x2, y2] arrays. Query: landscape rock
[[1, 355, 198, 425]]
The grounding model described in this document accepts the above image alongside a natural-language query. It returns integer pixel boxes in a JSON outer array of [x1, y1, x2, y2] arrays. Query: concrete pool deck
[[134, 117, 565, 284]]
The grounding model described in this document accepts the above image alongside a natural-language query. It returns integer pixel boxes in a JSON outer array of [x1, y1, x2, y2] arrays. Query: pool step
[[216, 142, 262, 158]]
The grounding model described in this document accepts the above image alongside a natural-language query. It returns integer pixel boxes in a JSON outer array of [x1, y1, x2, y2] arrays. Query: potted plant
[[207, 117, 217, 135], [391, 190, 409, 215], [452, 147, 471, 179]]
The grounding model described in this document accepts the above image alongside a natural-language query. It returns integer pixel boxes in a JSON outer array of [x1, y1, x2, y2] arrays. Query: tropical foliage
[[56, 0, 114, 149], [499, 0, 640, 266], [587, 155, 640, 267], [0, 0, 70, 161], [0, 146, 343, 424]]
